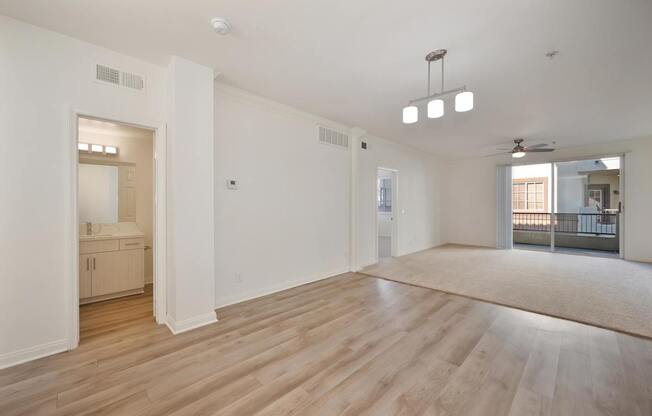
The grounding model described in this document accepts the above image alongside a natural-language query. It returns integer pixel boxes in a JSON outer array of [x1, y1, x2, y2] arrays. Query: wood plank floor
[[2, 273, 652, 415]]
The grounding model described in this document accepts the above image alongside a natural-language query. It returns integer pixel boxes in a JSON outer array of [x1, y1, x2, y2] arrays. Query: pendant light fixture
[[402, 49, 473, 124]]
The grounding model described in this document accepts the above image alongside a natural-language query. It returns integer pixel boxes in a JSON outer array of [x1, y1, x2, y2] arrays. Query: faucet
[[86, 222, 92, 236]]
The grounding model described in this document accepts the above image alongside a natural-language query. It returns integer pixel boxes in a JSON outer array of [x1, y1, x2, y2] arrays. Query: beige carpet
[[362, 244, 652, 338]]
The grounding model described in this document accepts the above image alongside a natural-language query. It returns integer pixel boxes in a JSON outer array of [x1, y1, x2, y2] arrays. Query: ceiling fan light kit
[[506, 138, 555, 158], [402, 49, 474, 124]]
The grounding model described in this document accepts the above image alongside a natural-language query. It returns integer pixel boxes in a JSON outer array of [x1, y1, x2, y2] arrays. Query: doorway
[[377, 168, 396, 260], [73, 115, 164, 346], [511, 156, 623, 258]]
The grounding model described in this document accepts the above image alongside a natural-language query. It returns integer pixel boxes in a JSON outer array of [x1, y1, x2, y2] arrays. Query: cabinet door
[[79, 254, 92, 299], [118, 165, 137, 222], [91, 250, 144, 296]]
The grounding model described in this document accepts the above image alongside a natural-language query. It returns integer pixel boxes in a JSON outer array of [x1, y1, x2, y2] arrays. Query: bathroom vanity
[[79, 223, 145, 304]]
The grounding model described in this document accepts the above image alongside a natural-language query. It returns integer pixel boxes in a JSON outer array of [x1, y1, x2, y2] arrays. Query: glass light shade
[[104, 146, 118, 155], [427, 99, 444, 119], [512, 151, 526, 158], [91, 144, 104, 153], [455, 91, 474, 112], [78, 143, 89, 151], [402, 105, 418, 124]]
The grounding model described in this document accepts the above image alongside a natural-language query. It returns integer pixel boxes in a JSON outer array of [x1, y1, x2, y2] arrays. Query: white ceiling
[[78, 117, 153, 140], [3, 0, 652, 157]]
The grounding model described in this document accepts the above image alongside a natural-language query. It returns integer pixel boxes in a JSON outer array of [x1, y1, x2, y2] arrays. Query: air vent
[[95, 64, 145, 91], [96, 64, 120, 85], [120, 71, 144, 90], [318, 126, 349, 149]]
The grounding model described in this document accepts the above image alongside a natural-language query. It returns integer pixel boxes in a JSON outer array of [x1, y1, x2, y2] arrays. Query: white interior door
[[377, 168, 396, 259]]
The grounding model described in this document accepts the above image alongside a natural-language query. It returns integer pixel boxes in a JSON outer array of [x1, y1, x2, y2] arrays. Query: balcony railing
[[513, 212, 617, 236]]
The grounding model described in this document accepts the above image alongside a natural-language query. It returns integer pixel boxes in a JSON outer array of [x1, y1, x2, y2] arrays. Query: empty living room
[[2, 1, 652, 415]]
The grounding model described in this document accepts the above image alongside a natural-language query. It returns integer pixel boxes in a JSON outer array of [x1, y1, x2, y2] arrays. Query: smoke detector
[[211, 17, 232, 35]]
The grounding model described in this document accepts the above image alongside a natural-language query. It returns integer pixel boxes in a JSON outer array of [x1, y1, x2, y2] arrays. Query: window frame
[[512, 177, 548, 213]]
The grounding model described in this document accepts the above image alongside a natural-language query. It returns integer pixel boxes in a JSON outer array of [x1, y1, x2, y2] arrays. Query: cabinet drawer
[[80, 239, 119, 254], [120, 238, 144, 250]]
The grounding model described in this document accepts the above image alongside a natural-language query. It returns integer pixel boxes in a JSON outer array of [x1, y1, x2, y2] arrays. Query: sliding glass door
[[512, 156, 622, 257]]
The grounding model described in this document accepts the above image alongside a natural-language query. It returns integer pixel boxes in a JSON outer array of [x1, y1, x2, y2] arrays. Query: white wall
[[213, 85, 447, 306], [166, 56, 216, 330], [446, 137, 652, 263], [0, 17, 220, 368], [444, 156, 497, 248], [0, 16, 166, 368], [356, 135, 446, 268], [213, 84, 351, 307], [78, 164, 119, 223]]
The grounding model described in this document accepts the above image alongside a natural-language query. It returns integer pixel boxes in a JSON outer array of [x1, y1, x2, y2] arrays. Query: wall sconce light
[[78, 142, 119, 155]]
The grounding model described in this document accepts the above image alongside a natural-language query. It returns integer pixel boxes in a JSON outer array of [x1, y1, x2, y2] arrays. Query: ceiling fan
[[497, 138, 555, 158]]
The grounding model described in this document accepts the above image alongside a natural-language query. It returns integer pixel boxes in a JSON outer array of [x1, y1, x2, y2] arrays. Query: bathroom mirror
[[79, 163, 119, 223], [79, 161, 137, 225]]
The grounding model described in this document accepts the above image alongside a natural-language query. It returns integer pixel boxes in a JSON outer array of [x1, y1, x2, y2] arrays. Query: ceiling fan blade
[[526, 148, 555, 152], [524, 143, 548, 149]]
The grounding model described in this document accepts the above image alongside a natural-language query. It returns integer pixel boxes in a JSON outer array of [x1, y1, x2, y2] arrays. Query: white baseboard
[[214, 267, 351, 310], [165, 311, 218, 335], [0, 338, 69, 370]]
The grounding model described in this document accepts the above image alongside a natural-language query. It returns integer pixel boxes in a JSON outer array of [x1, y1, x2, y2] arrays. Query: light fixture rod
[[441, 56, 445, 92], [427, 60, 431, 96], [408, 85, 467, 105]]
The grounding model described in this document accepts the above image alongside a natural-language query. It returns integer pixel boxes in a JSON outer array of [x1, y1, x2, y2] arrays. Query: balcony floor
[[514, 243, 620, 259]]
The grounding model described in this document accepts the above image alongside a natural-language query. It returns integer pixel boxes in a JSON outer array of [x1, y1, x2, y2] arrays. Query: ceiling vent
[[95, 64, 145, 91], [318, 126, 349, 149]]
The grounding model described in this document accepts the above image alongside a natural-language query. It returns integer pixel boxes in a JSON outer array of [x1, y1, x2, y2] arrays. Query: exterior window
[[512, 178, 547, 212]]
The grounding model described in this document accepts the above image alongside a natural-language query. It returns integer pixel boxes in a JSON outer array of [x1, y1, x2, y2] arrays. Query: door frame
[[374, 167, 398, 263], [618, 154, 626, 259], [68, 110, 167, 350]]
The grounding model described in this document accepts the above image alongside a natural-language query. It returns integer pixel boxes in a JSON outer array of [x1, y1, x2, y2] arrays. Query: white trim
[[70, 110, 168, 352], [0, 339, 68, 370], [68, 110, 80, 350], [349, 128, 365, 272], [495, 165, 513, 249], [550, 164, 556, 252], [165, 312, 218, 335], [154, 123, 168, 324], [214, 267, 350, 309], [619, 154, 626, 259]]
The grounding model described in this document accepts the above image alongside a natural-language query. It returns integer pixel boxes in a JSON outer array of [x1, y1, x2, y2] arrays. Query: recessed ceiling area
[[2, 0, 651, 157]]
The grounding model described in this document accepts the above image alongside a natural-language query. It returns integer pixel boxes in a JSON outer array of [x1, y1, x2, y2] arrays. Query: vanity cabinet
[[79, 237, 144, 304], [79, 254, 92, 299]]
